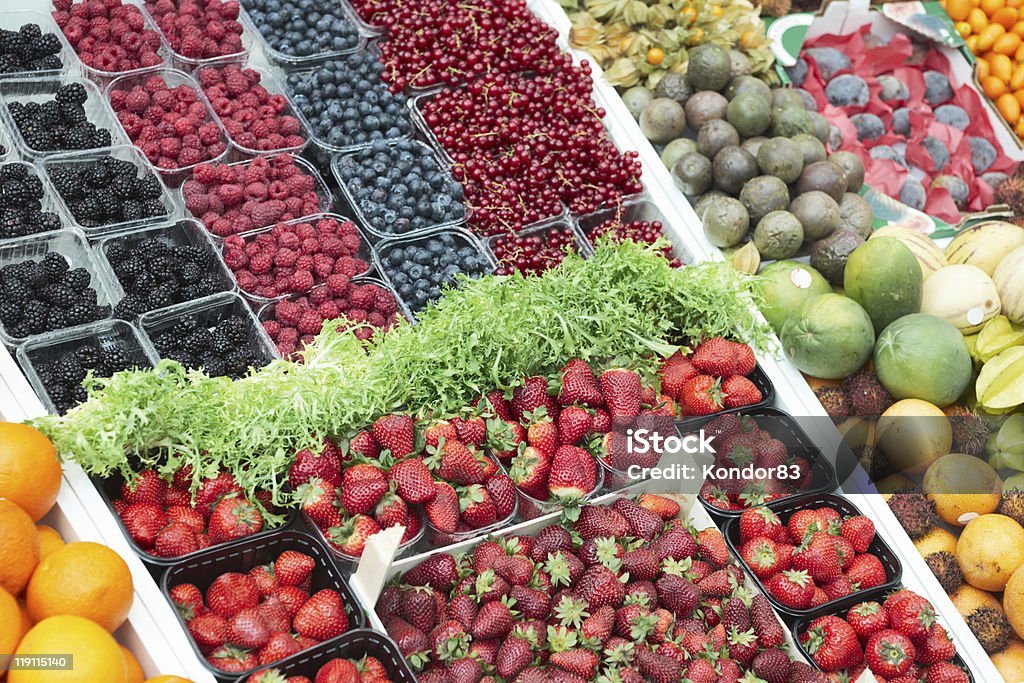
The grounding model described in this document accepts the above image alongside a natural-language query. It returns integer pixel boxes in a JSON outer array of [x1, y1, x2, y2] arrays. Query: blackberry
[[41, 252, 69, 282], [51, 157, 168, 227], [21, 301, 49, 334], [62, 268, 90, 290], [35, 339, 140, 415], [55, 83, 87, 105], [152, 313, 266, 378], [108, 235, 225, 316], [65, 302, 101, 326], [0, 302, 21, 325]]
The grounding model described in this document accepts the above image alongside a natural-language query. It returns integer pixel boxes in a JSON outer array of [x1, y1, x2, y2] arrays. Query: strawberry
[[403, 552, 458, 590], [576, 565, 625, 608], [166, 505, 205, 534], [275, 550, 314, 587], [387, 457, 436, 504], [495, 629, 535, 679], [387, 617, 428, 664], [655, 574, 700, 615], [509, 446, 551, 500], [658, 355, 698, 400], [316, 658, 360, 681], [547, 445, 596, 499], [480, 389, 513, 420], [295, 477, 339, 527], [847, 601, 889, 641], [750, 594, 785, 648], [347, 431, 379, 460], [327, 514, 380, 556], [556, 405, 592, 446], [227, 607, 271, 649], [846, 553, 887, 589], [635, 647, 681, 683], [426, 438, 484, 486], [294, 589, 348, 641], [695, 527, 730, 567], [460, 485, 498, 529], [446, 656, 481, 683], [424, 481, 459, 533], [739, 507, 786, 544], [598, 368, 642, 421], [556, 359, 604, 407], [207, 496, 263, 544], [888, 593, 936, 644], [188, 612, 227, 652], [273, 586, 309, 620], [866, 629, 916, 678], [924, 661, 970, 683], [800, 615, 865, 672], [120, 502, 168, 549], [372, 414, 417, 458], [834, 536, 856, 570], [841, 515, 875, 553], [288, 441, 343, 488], [402, 587, 438, 634], [485, 474, 516, 519], [360, 656, 389, 682], [680, 375, 724, 416], [612, 497, 662, 540], [511, 376, 556, 421], [788, 508, 825, 542], [340, 464, 388, 515], [483, 418, 527, 462], [722, 375, 762, 408], [590, 408, 611, 433], [793, 533, 842, 584], [195, 471, 244, 518], [154, 522, 199, 558], [550, 648, 598, 679], [740, 538, 781, 578], [373, 489, 409, 529], [207, 645, 257, 672], [257, 596, 291, 633], [206, 573, 260, 618], [424, 421, 458, 449], [471, 599, 513, 639], [917, 623, 956, 665], [170, 583, 206, 620], [636, 493, 680, 519], [452, 415, 487, 447], [733, 342, 756, 375], [692, 338, 739, 377], [509, 585, 548, 620], [755, 438, 788, 469], [766, 569, 815, 609], [121, 469, 167, 505]]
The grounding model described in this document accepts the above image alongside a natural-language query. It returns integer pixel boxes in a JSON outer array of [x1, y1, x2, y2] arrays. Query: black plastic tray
[[161, 529, 366, 680], [676, 362, 775, 430], [93, 468, 295, 570], [696, 407, 838, 520], [232, 628, 417, 683], [723, 493, 902, 621], [791, 595, 975, 682]]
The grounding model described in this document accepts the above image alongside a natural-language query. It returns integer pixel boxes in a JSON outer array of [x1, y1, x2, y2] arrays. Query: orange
[[9, 615, 127, 683], [999, 91, 1023, 120], [983, 0, 1006, 14], [144, 678, 196, 683], [984, 73, 1009, 96], [120, 646, 144, 683], [995, 5, 1021, 26], [968, 34, 981, 51], [34, 524, 63, 560], [996, 30, 1022, 52], [646, 47, 665, 65], [0, 587, 20, 673], [0, 499, 39, 596], [0, 424, 60, 522], [948, 0, 974, 19], [26, 541, 133, 633], [17, 598, 31, 635]]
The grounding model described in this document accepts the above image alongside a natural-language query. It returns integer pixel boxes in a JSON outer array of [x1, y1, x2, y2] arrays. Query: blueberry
[[899, 178, 927, 210], [825, 74, 869, 107], [935, 104, 969, 130], [851, 113, 885, 141], [806, 47, 851, 81], [924, 71, 953, 106], [969, 136, 997, 173], [922, 135, 950, 171]]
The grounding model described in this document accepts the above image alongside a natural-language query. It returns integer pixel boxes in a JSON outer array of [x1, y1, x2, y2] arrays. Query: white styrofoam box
[[0, 344, 215, 683]]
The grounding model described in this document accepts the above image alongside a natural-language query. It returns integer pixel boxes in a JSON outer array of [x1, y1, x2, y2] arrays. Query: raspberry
[[348, 309, 368, 324], [267, 181, 289, 200], [309, 286, 331, 305], [293, 222, 317, 241], [295, 254, 314, 271], [244, 183, 268, 200], [375, 291, 398, 316], [217, 184, 244, 208], [222, 249, 248, 270], [234, 270, 257, 290], [340, 234, 362, 253], [124, 89, 150, 113], [262, 320, 281, 339], [368, 312, 386, 328], [283, 197, 305, 217], [312, 253, 334, 278], [178, 147, 203, 166], [335, 257, 369, 278], [278, 232, 300, 250], [318, 301, 341, 320], [289, 269, 314, 293], [300, 238, 320, 255], [297, 310, 324, 335], [326, 274, 350, 297], [273, 248, 297, 268], [225, 71, 248, 97], [179, 33, 202, 57], [250, 200, 285, 227], [159, 137, 182, 158], [193, 163, 219, 184], [248, 252, 273, 275], [185, 194, 210, 216], [275, 301, 302, 326], [350, 285, 375, 309], [277, 326, 298, 344]]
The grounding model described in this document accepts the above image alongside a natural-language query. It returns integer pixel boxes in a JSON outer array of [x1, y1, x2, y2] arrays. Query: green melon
[[844, 237, 923, 335], [780, 293, 875, 379], [874, 313, 973, 406], [757, 260, 832, 333]]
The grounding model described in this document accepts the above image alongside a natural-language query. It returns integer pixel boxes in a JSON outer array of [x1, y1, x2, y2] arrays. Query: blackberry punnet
[[34, 342, 137, 414], [263, 280, 401, 358], [0, 252, 108, 339], [196, 64, 307, 153], [109, 74, 228, 172], [52, 0, 164, 74], [182, 155, 326, 237], [334, 139, 465, 236], [0, 23, 64, 74], [108, 237, 227, 317], [587, 215, 682, 266], [242, 0, 361, 58], [286, 54, 411, 152], [222, 216, 369, 299], [381, 232, 490, 313], [0, 164, 64, 238], [150, 314, 267, 378], [48, 155, 168, 228], [491, 224, 583, 276], [143, 0, 244, 61], [7, 83, 113, 154]]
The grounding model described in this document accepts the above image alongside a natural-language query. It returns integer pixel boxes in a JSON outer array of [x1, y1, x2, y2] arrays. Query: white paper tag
[[351, 526, 405, 606]]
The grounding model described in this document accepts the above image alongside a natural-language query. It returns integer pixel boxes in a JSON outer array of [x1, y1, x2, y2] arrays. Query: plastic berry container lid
[[105, 67, 234, 188], [137, 0, 252, 72], [16, 318, 157, 416], [191, 60, 312, 157], [137, 289, 277, 370], [95, 218, 237, 318], [0, 9, 83, 82], [0, 76, 129, 161], [236, 0, 371, 69], [39, 144, 178, 239], [0, 227, 118, 346]]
